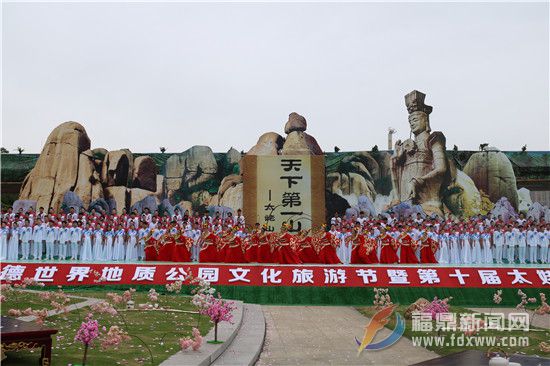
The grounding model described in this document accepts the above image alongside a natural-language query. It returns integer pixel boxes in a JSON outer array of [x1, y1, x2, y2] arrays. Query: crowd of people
[[1, 206, 548, 265]]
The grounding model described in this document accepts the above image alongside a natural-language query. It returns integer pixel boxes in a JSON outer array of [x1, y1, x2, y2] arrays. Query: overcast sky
[[2, 1, 549, 154]]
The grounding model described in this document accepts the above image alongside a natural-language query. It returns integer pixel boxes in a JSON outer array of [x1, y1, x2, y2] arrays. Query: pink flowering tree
[[200, 294, 237, 343], [423, 296, 453, 320], [74, 314, 100, 366]]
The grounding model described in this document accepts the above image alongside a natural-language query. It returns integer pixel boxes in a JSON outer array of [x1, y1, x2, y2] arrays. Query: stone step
[[211, 304, 266, 366], [161, 300, 244, 366]]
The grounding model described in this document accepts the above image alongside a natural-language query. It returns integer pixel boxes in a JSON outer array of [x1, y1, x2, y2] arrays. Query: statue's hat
[[405, 90, 433, 115]]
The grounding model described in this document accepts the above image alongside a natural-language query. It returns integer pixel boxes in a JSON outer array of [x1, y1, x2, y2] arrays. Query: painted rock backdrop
[[2, 115, 550, 223]]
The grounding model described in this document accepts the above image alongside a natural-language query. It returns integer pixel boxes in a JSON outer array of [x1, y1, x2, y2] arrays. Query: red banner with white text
[[1, 262, 549, 288]]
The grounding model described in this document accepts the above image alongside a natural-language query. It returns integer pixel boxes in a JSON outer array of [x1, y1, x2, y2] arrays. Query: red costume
[[244, 232, 259, 263], [318, 232, 341, 264], [144, 236, 158, 261], [276, 232, 302, 264], [297, 235, 319, 264], [350, 233, 365, 264], [256, 232, 273, 263], [158, 233, 175, 262], [420, 237, 438, 263], [360, 237, 379, 264], [199, 232, 219, 263], [379, 234, 399, 264], [173, 235, 192, 262], [399, 233, 419, 264], [224, 236, 246, 263]]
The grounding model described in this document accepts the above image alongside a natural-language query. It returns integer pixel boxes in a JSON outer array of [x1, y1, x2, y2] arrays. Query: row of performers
[[143, 224, 439, 264]]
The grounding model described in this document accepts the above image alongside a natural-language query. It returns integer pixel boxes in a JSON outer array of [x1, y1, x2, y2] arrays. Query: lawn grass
[[0, 289, 81, 316], [2, 289, 213, 366], [356, 305, 550, 358]]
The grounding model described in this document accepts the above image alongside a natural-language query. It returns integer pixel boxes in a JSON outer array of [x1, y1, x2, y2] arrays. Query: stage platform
[[1, 261, 548, 306]]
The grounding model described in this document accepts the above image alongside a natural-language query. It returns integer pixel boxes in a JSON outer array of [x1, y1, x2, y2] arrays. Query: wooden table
[[1, 316, 58, 366]]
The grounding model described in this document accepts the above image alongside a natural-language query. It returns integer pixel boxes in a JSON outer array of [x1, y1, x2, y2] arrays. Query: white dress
[[80, 230, 94, 261], [0, 227, 8, 260], [482, 234, 493, 264], [92, 230, 104, 261], [449, 233, 461, 264], [113, 230, 126, 261], [125, 229, 138, 261], [461, 233, 472, 264], [471, 234, 483, 264], [7, 228, 19, 261], [437, 233, 449, 264], [103, 231, 114, 261]]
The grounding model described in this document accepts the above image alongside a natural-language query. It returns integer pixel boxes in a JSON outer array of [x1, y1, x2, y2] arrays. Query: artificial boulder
[[104, 186, 129, 213], [219, 183, 243, 212], [281, 131, 323, 155], [226, 147, 242, 166], [218, 174, 242, 198], [19, 121, 90, 211], [74, 150, 103, 208], [129, 188, 156, 209], [517, 187, 533, 213], [284, 112, 307, 134], [247, 132, 285, 156], [164, 146, 218, 198], [132, 156, 158, 191], [463, 150, 519, 209], [165, 154, 185, 191], [101, 149, 133, 187]]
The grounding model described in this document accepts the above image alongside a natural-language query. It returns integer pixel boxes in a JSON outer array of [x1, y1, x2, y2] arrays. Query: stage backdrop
[[242, 155, 325, 232]]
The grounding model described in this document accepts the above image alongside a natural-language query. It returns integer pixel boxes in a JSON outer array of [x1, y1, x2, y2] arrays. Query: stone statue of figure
[[390, 90, 450, 217]]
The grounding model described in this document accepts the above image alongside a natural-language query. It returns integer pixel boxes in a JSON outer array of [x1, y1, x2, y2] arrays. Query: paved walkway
[[256, 306, 437, 366], [16, 289, 103, 322]]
